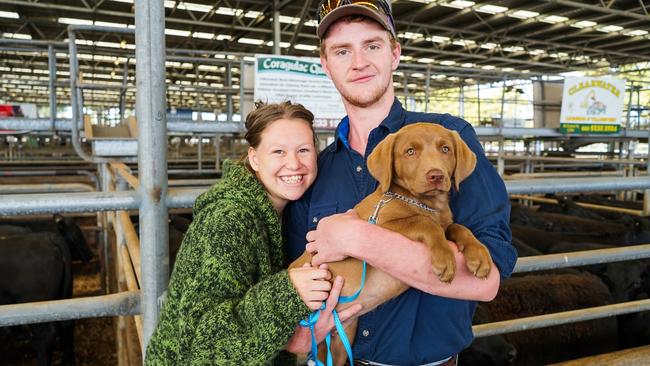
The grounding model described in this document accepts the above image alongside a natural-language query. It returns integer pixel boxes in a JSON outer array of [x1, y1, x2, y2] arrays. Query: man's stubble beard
[[339, 77, 391, 108]]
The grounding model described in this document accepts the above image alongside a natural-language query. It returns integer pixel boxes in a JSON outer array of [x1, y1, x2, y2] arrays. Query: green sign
[[560, 123, 620, 134], [256, 57, 327, 77]]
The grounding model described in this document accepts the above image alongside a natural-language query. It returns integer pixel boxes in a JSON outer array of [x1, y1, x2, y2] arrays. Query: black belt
[[348, 355, 458, 366]]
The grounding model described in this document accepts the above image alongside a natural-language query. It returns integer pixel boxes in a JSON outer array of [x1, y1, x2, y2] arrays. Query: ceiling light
[[428, 35, 450, 43], [416, 58, 435, 64], [216, 35, 232, 41], [58, 17, 93, 25], [238, 37, 265, 45], [481, 65, 496, 70], [461, 62, 475, 68], [597, 25, 624, 33], [95, 21, 125, 28], [509, 10, 538, 19], [0, 11, 19, 19], [540, 15, 568, 24], [295, 44, 318, 51], [165, 29, 191, 37], [453, 39, 476, 47], [476, 5, 508, 14], [480, 42, 497, 49], [442, 1, 475, 9], [193, 32, 214, 39], [176, 2, 213, 13], [215, 7, 242, 16], [398, 32, 423, 40], [244, 11, 262, 18], [624, 29, 648, 37], [503, 46, 524, 53], [571, 20, 597, 29], [2, 33, 31, 40], [277, 15, 300, 24], [440, 60, 456, 66], [265, 41, 290, 48], [502, 67, 515, 72]]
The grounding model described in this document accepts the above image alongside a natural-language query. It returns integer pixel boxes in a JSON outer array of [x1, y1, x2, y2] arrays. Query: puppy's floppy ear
[[367, 133, 397, 193], [451, 130, 476, 191]]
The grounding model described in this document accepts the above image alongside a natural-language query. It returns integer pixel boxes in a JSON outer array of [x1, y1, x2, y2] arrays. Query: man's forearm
[[349, 222, 500, 301]]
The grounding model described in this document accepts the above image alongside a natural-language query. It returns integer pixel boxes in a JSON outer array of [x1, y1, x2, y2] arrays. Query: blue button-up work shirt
[[284, 99, 517, 365]]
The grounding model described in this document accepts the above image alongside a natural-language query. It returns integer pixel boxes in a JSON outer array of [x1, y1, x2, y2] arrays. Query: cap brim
[[317, 4, 394, 38]]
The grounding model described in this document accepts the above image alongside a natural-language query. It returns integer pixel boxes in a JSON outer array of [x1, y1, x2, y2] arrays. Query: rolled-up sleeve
[[450, 125, 517, 278]]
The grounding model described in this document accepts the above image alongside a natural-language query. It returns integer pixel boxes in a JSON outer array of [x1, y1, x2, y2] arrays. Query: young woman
[[145, 101, 356, 365]]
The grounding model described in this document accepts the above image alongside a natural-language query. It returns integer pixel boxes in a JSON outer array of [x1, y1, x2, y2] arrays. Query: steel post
[[197, 135, 203, 173], [68, 28, 108, 163], [425, 66, 430, 113], [273, 0, 281, 55], [48, 45, 57, 131], [645, 128, 650, 215], [135, 0, 169, 349], [226, 63, 233, 122]]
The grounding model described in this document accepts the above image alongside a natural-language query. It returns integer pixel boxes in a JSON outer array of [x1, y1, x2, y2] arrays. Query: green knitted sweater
[[145, 161, 310, 366]]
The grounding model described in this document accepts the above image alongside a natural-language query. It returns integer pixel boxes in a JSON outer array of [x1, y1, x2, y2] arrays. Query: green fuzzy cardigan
[[145, 161, 310, 365]]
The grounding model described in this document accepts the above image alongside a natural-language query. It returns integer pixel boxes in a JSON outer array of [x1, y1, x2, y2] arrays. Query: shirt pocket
[[307, 202, 338, 231]]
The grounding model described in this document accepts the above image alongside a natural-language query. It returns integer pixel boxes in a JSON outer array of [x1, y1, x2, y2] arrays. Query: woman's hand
[[286, 275, 363, 354], [289, 263, 332, 310]]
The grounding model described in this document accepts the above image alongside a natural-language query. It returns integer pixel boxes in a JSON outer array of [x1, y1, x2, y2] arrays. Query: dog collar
[[368, 195, 394, 225], [385, 191, 439, 215]]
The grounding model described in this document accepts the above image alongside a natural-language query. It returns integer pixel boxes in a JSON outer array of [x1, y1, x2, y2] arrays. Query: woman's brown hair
[[242, 100, 316, 170]]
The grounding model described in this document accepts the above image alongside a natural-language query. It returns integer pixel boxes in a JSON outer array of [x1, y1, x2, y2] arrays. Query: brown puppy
[[289, 122, 493, 364]]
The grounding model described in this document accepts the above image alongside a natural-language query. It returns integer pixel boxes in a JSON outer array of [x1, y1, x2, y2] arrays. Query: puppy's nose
[[426, 169, 444, 184]]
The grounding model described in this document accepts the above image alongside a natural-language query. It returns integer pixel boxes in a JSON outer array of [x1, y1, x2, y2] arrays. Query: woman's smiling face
[[247, 118, 317, 213]]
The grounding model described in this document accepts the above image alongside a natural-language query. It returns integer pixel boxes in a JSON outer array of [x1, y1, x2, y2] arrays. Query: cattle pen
[[2, 0, 650, 365]]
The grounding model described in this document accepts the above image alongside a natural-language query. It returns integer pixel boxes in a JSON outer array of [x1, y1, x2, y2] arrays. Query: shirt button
[[356, 165, 363, 173], [362, 329, 370, 337], [312, 217, 318, 223]]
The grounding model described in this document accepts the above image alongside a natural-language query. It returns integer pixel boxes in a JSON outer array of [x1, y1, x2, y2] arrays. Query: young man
[[284, 1, 517, 365]]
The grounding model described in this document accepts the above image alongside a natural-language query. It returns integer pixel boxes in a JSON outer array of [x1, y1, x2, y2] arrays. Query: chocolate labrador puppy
[[290, 122, 493, 365]]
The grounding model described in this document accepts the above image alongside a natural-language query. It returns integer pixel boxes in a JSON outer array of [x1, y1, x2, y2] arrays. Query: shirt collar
[[332, 98, 406, 152]]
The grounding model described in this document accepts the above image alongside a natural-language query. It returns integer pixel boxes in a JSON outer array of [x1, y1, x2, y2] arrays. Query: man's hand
[[306, 210, 366, 266], [286, 275, 363, 354]]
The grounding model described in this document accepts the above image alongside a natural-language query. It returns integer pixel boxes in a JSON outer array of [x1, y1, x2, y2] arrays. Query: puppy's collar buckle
[[368, 195, 394, 225], [384, 191, 439, 215]]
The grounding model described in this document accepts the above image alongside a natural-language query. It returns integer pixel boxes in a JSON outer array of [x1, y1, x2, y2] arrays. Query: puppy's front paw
[[464, 244, 492, 279], [431, 250, 456, 283]]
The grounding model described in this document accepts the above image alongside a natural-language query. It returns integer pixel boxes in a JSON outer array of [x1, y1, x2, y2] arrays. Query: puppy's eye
[[406, 147, 416, 156], [441, 145, 450, 153]]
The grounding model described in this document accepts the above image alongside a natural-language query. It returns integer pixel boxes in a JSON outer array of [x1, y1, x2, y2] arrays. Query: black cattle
[[0, 224, 32, 238], [511, 203, 630, 241], [537, 196, 650, 245], [482, 271, 617, 365], [510, 224, 618, 254], [459, 305, 517, 366], [511, 236, 542, 257], [547, 241, 650, 349], [0, 216, 93, 366]]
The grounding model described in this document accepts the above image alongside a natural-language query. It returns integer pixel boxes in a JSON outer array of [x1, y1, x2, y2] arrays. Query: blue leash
[[299, 260, 367, 366], [300, 197, 391, 365]]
